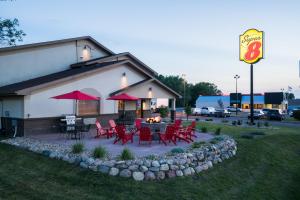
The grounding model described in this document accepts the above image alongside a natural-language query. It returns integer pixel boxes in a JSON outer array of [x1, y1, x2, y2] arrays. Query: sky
[[1, 0, 300, 97]]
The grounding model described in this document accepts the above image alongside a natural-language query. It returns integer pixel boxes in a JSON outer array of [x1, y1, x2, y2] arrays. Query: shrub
[[185, 105, 192, 120], [205, 118, 213, 121], [201, 127, 208, 133], [171, 148, 184, 154], [293, 110, 300, 120], [191, 141, 206, 149], [241, 134, 254, 139], [93, 146, 107, 159], [237, 120, 242, 125], [250, 131, 266, 136], [232, 121, 237, 126], [119, 148, 134, 160], [264, 121, 269, 127], [221, 119, 229, 123], [257, 121, 261, 128], [215, 127, 221, 135], [72, 143, 84, 154], [157, 106, 169, 118]]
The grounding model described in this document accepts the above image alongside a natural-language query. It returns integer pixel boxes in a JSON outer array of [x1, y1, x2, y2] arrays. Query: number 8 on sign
[[245, 41, 261, 61]]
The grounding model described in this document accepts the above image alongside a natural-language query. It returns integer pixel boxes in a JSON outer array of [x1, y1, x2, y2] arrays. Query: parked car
[[248, 110, 264, 119], [214, 109, 231, 118], [200, 107, 216, 116], [266, 109, 284, 121], [192, 108, 201, 115], [262, 108, 271, 115], [289, 108, 300, 117], [226, 106, 242, 112]]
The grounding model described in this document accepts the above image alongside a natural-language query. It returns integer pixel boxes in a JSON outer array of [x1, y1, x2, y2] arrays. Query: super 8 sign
[[239, 29, 264, 64]]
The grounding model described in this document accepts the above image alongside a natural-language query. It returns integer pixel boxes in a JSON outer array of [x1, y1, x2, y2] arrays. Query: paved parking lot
[[177, 112, 300, 128]]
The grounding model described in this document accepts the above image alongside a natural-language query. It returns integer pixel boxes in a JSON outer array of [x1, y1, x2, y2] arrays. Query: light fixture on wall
[[81, 45, 91, 61], [121, 72, 127, 88], [148, 87, 153, 98]]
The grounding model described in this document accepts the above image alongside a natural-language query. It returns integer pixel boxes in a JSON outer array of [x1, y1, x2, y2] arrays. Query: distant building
[[196, 92, 286, 110], [288, 99, 300, 111]]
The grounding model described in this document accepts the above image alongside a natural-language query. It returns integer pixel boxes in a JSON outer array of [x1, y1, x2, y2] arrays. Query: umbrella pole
[[75, 99, 77, 116]]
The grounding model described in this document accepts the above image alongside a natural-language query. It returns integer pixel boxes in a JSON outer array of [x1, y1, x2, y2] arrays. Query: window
[[78, 100, 99, 116]]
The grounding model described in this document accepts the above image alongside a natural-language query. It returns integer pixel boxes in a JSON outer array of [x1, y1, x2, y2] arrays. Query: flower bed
[[1, 135, 237, 181]]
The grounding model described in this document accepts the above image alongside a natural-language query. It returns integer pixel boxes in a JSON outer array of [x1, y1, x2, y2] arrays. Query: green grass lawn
[[0, 123, 300, 200]]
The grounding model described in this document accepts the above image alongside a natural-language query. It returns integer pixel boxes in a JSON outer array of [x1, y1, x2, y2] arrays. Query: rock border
[[1, 135, 237, 181]]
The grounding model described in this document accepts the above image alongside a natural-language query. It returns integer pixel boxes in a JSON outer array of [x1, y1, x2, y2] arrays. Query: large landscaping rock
[[160, 164, 169, 171], [166, 170, 176, 178], [133, 172, 144, 181], [98, 165, 110, 174], [176, 170, 183, 177], [119, 169, 131, 178], [109, 167, 119, 176], [128, 164, 139, 171], [152, 160, 160, 167], [183, 167, 192, 176], [140, 166, 148, 172], [145, 171, 156, 180], [156, 171, 165, 180]]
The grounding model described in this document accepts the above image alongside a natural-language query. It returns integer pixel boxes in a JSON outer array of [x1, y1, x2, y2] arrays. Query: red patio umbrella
[[52, 90, 100, 115], [107, 93, 139, 118], [107, 93, 139, 101]]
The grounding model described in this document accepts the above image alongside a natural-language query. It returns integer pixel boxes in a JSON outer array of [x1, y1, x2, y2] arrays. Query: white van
[[200, 107, 216, 116]]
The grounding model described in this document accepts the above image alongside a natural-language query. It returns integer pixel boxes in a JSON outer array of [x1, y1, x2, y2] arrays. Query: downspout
[[0, 99, 3, 130], [75, 40, 79, 63]]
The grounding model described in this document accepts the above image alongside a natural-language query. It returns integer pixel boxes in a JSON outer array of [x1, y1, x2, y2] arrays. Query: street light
[[182, 74, 186, 107], [234, 75, 240, 116]]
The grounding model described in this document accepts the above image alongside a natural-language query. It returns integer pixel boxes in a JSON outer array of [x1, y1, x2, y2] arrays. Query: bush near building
[[157, 106, 169, 118]]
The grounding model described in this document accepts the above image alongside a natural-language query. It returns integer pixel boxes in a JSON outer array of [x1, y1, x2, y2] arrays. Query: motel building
[[196, 92, 287, 110], [0, 36, 181, 136]]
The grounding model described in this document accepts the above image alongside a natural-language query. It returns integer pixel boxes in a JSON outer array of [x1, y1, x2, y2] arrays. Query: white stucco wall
[[0, 39, 109, 87], [0, 97, 24, 118], [24, 64, 147, 118], [126, 81, 176, 99]]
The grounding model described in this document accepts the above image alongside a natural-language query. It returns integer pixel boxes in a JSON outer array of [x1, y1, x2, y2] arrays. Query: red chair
[[109, 119, 117, 135], [190, 121, 197, 138], [95, 121, 113, 138], [159, 125, 177, 145], [139, 127, 152, 144], [114, 125, 134, 145], [174, 119, 182, 128], [178, 126, 194, 142], [135, 118, 142, 135]]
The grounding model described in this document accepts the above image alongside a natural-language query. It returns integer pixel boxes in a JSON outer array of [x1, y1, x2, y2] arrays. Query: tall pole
[[234, 75, 240, 116], [250, 64, 254, 124], [182, 74, 186, 107]]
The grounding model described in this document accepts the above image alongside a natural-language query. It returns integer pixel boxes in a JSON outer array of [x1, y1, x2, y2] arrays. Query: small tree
[[185, 105, 192, 120], [217, 99, 224, 109], [0, 18, 26, 47]]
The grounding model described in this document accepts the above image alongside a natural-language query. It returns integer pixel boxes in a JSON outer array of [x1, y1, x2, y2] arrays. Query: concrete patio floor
[[28, 129, 214, 157]]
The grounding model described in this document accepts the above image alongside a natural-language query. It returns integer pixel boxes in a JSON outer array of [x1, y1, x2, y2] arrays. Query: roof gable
[[0, 36, 115, 55], [70, 52, 158, 76]]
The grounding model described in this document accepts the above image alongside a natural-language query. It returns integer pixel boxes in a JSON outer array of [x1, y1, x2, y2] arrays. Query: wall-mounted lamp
[[149, 87, 152, 91], [122, 72, 126, 77]]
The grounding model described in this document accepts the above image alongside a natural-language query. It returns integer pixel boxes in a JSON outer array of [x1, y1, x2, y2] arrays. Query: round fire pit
[[141, 122, 167, 141]]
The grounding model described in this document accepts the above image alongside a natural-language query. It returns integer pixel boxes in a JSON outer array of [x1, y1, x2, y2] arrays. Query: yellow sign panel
[[239, 29, 264, 64]]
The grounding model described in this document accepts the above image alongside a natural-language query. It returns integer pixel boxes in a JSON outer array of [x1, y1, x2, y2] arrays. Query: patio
[[28, 129, 214, 157]]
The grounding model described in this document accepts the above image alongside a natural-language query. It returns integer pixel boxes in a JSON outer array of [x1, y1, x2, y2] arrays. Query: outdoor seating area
[[30, 118, 214, 157]]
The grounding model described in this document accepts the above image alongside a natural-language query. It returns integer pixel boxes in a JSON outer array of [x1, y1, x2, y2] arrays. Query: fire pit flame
[[146, 116, 161, 123]]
